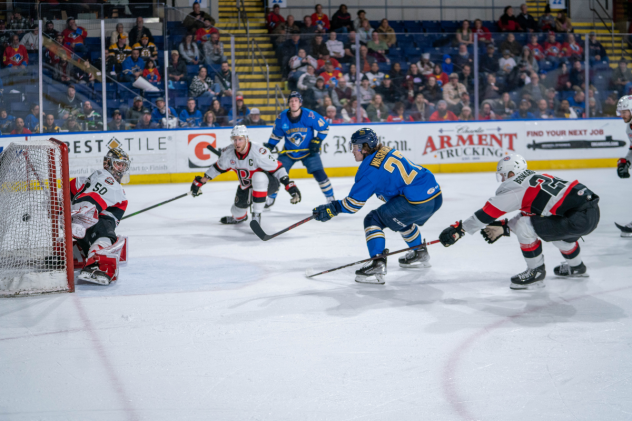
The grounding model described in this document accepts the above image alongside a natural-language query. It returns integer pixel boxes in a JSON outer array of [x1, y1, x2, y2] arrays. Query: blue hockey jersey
[[339, 146, 441, 214], [268, 108, 329, 160]]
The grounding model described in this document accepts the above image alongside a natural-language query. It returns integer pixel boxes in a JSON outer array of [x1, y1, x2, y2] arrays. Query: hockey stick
[[305, 239, 441, 278], [121, 192, 191, 220], [250, 215, 315, 241], [206, 144, 222, 157]]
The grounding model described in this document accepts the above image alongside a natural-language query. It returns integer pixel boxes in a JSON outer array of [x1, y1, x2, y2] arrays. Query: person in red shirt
[[429, 63, 449, 87], [527, 34, 545, 62], [473, 19, 492, 43], [3, 34, 28, 71], [61, 17, 88, 52], [317, 55, 341, 71], [561, 33, 583, 61], [196, 17, 219, 43], [11, 118, 32, 135], [386, 102, 413, 122], [429, 100, 458, 121], [311, 4, 330, 32], [320, 61, 343, 88], [543, 32, 562, 64], [142, 60, 161, 83], [498, 6, 522, 32], [266, 4, 285, 33]]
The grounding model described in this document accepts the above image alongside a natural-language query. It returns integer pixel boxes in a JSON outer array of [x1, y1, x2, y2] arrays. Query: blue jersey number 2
[[384, 151, 422, 185]]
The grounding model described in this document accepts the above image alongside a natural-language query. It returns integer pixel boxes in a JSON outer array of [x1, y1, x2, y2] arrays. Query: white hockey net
[[0, 140, 74, 296]]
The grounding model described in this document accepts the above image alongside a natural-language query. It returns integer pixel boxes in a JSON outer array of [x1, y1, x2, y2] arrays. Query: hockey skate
[[554, 261, 588, 278], [263, 196, 275, 211], [355, 249, 388, 284], [78, 264, 112, 285], [326, 195, 336, 203], [399, 245, 431, 268], [510, 264, 546, 290], [220, 215, 248, 224], [251, 212, 261, 225], [615, 222, 632, 238]]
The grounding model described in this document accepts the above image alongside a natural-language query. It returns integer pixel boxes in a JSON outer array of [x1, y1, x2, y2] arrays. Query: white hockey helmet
[[230, 125, 249, 141], [496, 153, 527, 182], [616, 95, 632, 117]]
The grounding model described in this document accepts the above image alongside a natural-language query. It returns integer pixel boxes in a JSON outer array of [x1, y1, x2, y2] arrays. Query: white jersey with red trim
[[462, 170, 591, 234], [204, 141, 289, 189], [70, 169, 128, 225], [625, 122, 632, 161]]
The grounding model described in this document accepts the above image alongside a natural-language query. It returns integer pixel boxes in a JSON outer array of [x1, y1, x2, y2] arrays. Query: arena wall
[[0, 119, 625, 185]]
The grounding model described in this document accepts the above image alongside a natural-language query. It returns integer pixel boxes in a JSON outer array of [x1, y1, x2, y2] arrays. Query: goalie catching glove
[[190, 175, 206, 197], [280, 176, 301, 204], [439, 220, 465, 247], [480, 218, 510, 244]]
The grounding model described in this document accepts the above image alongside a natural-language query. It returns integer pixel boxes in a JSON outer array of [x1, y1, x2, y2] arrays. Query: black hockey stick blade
[[121, 192, 190, 220], [615, 222, 632, 233], [206, 144, 222, 157], [305, 239, 441, 278], [250, 215, 315, 241]]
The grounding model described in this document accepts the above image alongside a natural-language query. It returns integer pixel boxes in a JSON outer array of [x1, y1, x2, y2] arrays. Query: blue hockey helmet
[[287, 91, 303, 105], [350, 128, 379, 150]]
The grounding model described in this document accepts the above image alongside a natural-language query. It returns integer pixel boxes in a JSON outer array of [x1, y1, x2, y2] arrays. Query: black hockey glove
[[617, 158, 630, 179], [309, 138, 322, 155], [439, 220, 465, 247], [263, 142, 276, 153], [313, 201, 341, 222], [481, 218, 510, 244], [280, 176, 301, 204], [190, 176, 206, 197]]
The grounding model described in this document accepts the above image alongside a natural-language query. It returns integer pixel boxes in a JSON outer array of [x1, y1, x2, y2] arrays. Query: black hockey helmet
[[287, 91, 303, 105], [104, 146, 130, 183]]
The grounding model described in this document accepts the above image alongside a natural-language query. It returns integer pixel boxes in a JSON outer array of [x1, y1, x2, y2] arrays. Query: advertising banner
[[0, 118, 626, 184]]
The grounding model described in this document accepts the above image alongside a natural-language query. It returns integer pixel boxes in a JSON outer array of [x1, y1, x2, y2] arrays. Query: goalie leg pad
[[508, 214, 544, 269], [79, 237, 127, 284]]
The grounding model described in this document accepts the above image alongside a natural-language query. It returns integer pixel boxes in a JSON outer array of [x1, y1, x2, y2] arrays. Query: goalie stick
[[250, 215, 315, 241], [305, 239, 441, 278]]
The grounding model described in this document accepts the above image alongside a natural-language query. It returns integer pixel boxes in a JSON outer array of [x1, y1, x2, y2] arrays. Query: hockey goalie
[[70, 147, 129, 285]]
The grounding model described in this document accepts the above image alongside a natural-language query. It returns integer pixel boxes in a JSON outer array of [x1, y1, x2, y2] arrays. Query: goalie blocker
[[70, 147, 130, 285], [439, 153, 599, 290]]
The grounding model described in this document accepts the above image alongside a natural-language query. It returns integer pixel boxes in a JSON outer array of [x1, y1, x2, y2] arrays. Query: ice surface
[[2, 168, 632, 421]]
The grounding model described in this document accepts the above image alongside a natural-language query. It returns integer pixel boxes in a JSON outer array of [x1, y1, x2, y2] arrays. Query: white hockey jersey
[[205, 141, 288, 189], [463, 170, 593, 234], [70, 169, 128, 225], [624, 122, 632, 161]]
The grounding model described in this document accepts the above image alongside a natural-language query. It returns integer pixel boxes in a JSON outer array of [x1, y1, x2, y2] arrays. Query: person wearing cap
[[358, 75, 376, 107], [539, 4, 555, 32], [375, 74, 402, 108], [510, 99, 536, 120], [110, 23, 129, 47], [184, 2, 214, 32], [443, 72, 467, 110], [20, 25, 39, 52], [242, 107, 267, 127], [61, 17, 88, 52], [44, 20, 59, 39], [204, 32, 226, 65], [151, 97, 178, 128], [266, 4, 285, 33], [167, 50, 188, 83], [417, 53, 434, 77], [499, 49, 517, 75], [227, 94, 250, 124], [129, 16, 154, 45], [321, 60, 344, 88], [108, 33, 133, 73], [126, 96, 149, 126], [179, 98, 203, 128], [133, 34, 158, 62], [120, 49, 145, 82], [108, 110, 127, 131], [480, 44, 499, 74], [429, 100, 458, 122], [214, 61, 239, 97], [137, 110, 160, 130], [63, 115, 83, 133]]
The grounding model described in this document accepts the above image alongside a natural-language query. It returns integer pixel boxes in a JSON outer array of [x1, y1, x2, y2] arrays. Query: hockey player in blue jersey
[[312, 128, 443, 284], [265, 91, 335, 207]]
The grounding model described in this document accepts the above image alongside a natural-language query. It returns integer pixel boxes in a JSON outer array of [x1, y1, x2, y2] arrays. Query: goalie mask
[[104, 147, 130, 184], [496, 154, 527, 182]]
